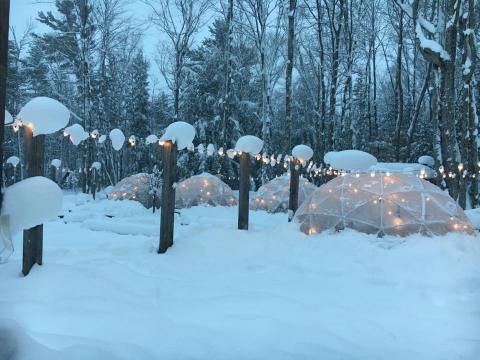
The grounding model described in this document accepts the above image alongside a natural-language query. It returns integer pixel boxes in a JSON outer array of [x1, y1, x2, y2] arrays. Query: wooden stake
[[288, 159, 300, 222], [238, 152, 250, 230], [158, 140, 177, 253], [22, 125, 45, 276]]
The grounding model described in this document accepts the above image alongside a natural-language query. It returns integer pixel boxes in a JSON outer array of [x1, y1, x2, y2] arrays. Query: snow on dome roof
[[292, 144, 313, 162], [369, 162, 435, 179], [4, 109, 13, 125], [295, 172, 474, 237], [160, 121, 196, 150], [251, 175, 316, 213], [64, 123, 89, 146], [235, 135, 263, 155], [176, 173, 237, 208], [6, 156, 20, 167], [418, 155, 435, 167], [324, 150, 377, 171], [51, 159, 61, 168], [109, 129, 125, 151], [18, 97, 70, 136], [2, 176, 63, 235], [146, 134, 158, 145]]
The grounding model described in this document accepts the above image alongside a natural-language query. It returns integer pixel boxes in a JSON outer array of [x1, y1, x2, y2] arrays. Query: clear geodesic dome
[[108, 173, 157, 209], [175, 172, 237, 208], [251, 175, 317, 213], [295, 172, 475, 237]]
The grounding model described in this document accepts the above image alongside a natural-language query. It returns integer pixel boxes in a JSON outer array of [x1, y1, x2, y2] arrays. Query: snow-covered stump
[[238, 152, 250, 230], [158, 140, 177, 253], [22, 125, 45, 275], [289, 145, 314, 221]]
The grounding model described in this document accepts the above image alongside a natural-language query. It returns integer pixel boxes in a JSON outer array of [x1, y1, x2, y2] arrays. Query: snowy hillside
[[1, 193, 480, 360]]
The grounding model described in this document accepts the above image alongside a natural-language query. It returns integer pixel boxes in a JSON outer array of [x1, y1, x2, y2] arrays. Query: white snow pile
[[6, 156, 20, 167], [207, 143, 215, 156], [98, 134, 107, 144], [17, 97, 70, 136], [292, 144, 313, 162], [418, 155, 435, 167], [4, 109, 13, 125], [159, 121, 196, 150], [235, 135, 263, 155], [145, 134, 158, 145], [64, 124, 89, 146], [1, 176, 62, 235], [51, 159, 61, 169], [91, 161, 101, 171], [324, 150, 377, 171], [110, 129, 125, 151]]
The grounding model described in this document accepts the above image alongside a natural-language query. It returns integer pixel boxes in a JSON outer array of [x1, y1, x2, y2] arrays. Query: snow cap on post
[[91, 161, 101, 170], [1, 176, 63, 235], [146, 134, 158, 145], [109, 128, 125, 151], [64, 124, 89, 146], [292, 144, 313, 163], [235, 135, 263, 155], [324, 150, 377, 172], [6, 156, 20, 167], [159, 121, 196, 150], [98, 134, 107, 144], [51, 159, 61, 169], [4, 109, 13, 125], [418, 155, 434, 167], [18, 97, 70, 136]]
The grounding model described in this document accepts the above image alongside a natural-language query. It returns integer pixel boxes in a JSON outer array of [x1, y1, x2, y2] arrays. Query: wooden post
[[158, 140, 177, 253], [238, 152, 250, 230], [22, 125, 45, 276], [90, 167, 97, 200], [49, 165, 57, 183], [288, 158, 300, 222]]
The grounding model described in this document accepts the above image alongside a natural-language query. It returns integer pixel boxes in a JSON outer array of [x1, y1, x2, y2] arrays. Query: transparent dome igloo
[[108, 173, 158, 209], [294, 172, 475, 237], [251, 175, 317, 213], [175, 172, 237, 208]]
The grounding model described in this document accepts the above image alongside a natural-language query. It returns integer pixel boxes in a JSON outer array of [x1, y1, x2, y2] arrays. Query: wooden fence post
[[288, 158, 300, 222], [238, 152, 250, 230], [22, 125, 45, 276], [49, 165, 57, 183], [90, 167, 97, 200], [158, 140, 177, 253]]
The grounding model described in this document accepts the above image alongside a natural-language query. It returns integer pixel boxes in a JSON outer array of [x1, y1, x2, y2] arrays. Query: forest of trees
[[4, 0, 480, 208]]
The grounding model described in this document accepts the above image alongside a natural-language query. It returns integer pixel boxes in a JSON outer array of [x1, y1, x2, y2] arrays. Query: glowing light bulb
[[458, 163, 464, 172]]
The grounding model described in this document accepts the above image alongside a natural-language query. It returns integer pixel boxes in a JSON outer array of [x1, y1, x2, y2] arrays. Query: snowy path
[[1, 193, 480, 359]]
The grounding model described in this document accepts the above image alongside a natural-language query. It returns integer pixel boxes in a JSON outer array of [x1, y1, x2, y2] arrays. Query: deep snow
[[1, 193, 480, 360]]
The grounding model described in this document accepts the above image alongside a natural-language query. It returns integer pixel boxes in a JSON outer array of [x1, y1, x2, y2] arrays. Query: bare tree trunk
[[285, 0, 297, 151], [222, 0, 234, 148], [0, 0, 9, 210], [394, 10, 404, 162]]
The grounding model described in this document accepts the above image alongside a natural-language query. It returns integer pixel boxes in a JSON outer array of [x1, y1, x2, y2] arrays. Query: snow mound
[[295, 172, 474, 237], [369, 162, 435, 179], [98, 134, 107, 144], [91, 162, 101, 170], [64, 124, 89, 146], [418, 155, 435, 167], [6, 156, 20, 167], [145, 134, 158, 145], [324, 150, 377, 171], [176, 173, 237, 208], [51, 159, 61, 168], [1, 176, 63, 235], [18, 97, 70, 136], [4, 109, 13, 125], [109, 129, 125, 151], [235, 135, 263, 155], [160, 121, 196, 150], [292, 144, 313, 162], [251, 175, 316, 213]]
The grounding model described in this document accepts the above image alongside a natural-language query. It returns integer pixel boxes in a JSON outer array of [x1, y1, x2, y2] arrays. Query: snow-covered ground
[[1, 193, 480, 359]]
